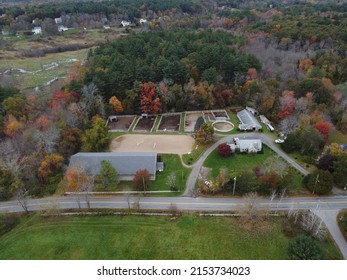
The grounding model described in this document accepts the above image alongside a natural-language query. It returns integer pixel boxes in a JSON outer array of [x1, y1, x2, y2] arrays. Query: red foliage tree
[[50, 90, 79, 110], [217, 143, 232, 157], [315, 122, 331, 143], [278, 90, 295, 119], [139, 82, 161, 115], [133, 169, 150, 191]]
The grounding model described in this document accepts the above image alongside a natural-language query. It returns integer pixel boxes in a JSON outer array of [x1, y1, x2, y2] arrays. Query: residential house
[[69, 152, 162, 181], [32, 26, 42, 35], [121, 20, 131, 27], [228, 138, 262, 153]]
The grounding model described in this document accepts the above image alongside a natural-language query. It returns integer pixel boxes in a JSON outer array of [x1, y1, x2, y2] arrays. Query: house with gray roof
[[69, 152, 161, 181], [228, 137, 262, 153], [237, 109, 262, 131]]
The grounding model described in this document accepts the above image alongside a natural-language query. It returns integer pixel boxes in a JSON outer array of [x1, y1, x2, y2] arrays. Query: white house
[[58, 26, 68, 32], [121, 20, 131, 27], [228, 138, 262, 153], [54, 17, 62, 24], [32, 26, 42, 35], [140, 18, 147, 24]]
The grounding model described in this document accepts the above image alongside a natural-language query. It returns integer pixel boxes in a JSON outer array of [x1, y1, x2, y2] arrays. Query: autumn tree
[[314, 122, 331, 143], [64, 166, 92, 193], [109, 96, 124, 113], [317, 154, 336, 172], [81, 116, 109, 152], [133, 169, 150, 191], [217, 143, 232, 157], [38, 154, 64, 180], [278, 90, 295, 119], [4, 115, 24, 138], [38, 154, 64, 194], [139, 82, 161, 115], [196, 123, 214, 144], [95, 160, 119, 191], [259, 172, 281, 194], [58, 128, 82, 158], [2, 96, 26, 119]]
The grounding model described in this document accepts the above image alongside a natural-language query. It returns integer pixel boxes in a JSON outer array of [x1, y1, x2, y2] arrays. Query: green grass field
[[0, 214, 341, 260]]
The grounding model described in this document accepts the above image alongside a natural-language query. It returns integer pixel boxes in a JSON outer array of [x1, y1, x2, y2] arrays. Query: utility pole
[[232, 176, 237, 196]]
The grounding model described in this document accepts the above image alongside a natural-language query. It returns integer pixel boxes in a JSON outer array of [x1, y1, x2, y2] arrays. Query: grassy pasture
[[0, 214, 341, 260]]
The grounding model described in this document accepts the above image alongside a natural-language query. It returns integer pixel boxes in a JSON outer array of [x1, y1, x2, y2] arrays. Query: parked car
[[275, 139, 285, 144]]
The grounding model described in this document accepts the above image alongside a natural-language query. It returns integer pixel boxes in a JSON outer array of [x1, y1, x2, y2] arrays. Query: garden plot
[[107, 115, 136, 132], [212, 110, 229, 120], [158, 114, 181, 132], [185, 112, 204, 132], [133, 116, 156, 132]]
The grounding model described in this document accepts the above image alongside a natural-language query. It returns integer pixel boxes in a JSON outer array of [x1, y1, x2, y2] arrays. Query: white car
[[275, 139, 285, 144]]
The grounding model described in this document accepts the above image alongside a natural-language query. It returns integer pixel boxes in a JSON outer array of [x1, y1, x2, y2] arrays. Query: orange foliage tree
[[4, 115, 24, 137], [139, 82, 161, 115], [38, 154, 64, 180], [64, 166, 91, 192], [109, 96, 124, 113], [36, 115, 52, 131]]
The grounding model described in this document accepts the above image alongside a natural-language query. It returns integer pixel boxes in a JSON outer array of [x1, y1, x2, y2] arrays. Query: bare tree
[[34, 126, 60, 153], [166, 173, 178, 191], [168, 203, 179, 217], [15, 187, 29, 214], [279, 114, 299, 135], [301, 211, 327, 241], [264, 156, 288, 177], [295, 97, 308, 114]]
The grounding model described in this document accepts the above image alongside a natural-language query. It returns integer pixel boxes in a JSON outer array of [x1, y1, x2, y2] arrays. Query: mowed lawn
[[0, 215, 341, 260], [203, 146, 303, 190]]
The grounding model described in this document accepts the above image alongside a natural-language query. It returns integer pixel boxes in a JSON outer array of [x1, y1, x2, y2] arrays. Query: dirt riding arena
[[107, 116, 136, 132], [185, 112, 204, 132], [204, 111, 215, 122], [158, 114, 181, 132], [110, 134, 195, 155]]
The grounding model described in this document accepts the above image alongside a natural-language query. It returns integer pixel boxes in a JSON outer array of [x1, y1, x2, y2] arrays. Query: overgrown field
[[0, 214, 341, 260]]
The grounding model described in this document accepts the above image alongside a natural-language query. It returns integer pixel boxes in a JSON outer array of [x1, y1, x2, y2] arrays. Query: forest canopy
[[84, 29, 260, 105]]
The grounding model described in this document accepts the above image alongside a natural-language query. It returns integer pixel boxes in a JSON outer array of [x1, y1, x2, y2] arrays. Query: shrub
[[217, 143, 232, 157], [287, 235, 324, 260]]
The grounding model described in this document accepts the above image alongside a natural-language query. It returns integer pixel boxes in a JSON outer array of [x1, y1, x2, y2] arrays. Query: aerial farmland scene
[[0, 0, 346, 262]]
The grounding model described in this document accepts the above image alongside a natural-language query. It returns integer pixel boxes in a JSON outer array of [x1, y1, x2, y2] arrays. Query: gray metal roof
[[237, 109, 262, 130], [69, 152, 157, 176]]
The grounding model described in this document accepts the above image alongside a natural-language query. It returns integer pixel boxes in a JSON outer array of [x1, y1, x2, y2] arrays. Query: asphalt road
[[1, 195, 346, 213]]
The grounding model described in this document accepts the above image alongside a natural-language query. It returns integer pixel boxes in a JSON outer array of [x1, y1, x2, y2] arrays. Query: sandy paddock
[[110, 134, 195, 155]]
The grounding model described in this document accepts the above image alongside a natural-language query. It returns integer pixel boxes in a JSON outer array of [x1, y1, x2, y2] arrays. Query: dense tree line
[[83, 29, 260, 112]]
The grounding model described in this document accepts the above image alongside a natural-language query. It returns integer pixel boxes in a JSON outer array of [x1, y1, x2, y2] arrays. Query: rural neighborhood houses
[[69, 152, 163, 181]]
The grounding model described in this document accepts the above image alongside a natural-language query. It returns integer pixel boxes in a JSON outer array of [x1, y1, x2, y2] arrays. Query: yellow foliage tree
[[109, 96, 124, 113]]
